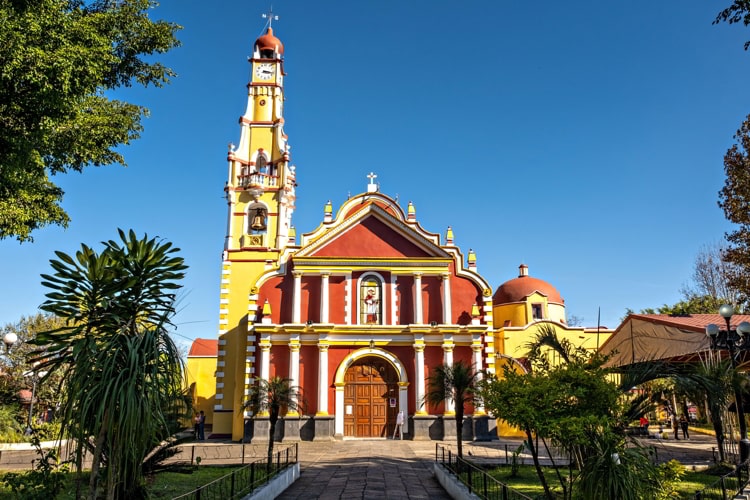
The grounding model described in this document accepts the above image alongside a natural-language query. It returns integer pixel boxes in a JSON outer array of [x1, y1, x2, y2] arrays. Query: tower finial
[[262, 7, 279, 29]]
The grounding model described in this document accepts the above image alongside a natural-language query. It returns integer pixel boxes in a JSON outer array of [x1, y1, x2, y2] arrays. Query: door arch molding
[[333, 347, 409, 437]]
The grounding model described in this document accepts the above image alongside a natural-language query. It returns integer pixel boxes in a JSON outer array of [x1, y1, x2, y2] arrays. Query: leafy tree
[[481, 326, 668, 500], [719, 115, 750, 305], [244, 376, 302, 468], [32, 229, 187, 499], [0, 313, 65, 413], [424, 360, 482, 459], [715, 1, 750, 50], [0, 0, 181, 242]]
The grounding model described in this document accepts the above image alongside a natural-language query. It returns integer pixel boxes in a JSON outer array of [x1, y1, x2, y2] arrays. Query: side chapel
[[193, 26, 611, 442]]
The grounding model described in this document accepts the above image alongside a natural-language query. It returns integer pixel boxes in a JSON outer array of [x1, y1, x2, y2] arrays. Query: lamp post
[[23, 365, 47, 435], [3, 332, 17, 352], [706, 304, 750, 463]]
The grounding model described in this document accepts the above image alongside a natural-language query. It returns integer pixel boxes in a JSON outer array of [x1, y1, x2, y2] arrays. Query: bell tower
[[225, 24, 295, 253], [213, 21, 297, 439]]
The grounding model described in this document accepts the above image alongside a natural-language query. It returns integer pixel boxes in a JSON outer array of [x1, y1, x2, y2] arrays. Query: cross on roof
[[366, 172, 378, 193]]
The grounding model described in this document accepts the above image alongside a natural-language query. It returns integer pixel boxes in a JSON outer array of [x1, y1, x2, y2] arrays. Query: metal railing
[[694, 459, 750, 500], [172, 443, 298, 500], [435, 444, 533, 500]]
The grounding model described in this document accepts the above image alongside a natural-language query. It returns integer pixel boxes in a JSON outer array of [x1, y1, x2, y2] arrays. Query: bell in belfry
[[250, 208, 267, 231]]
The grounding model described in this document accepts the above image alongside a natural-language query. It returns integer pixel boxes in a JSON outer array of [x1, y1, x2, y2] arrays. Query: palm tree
[[424, 360, 482, 459], [244, 376, 302, 467], [32, 229, 187, 499]]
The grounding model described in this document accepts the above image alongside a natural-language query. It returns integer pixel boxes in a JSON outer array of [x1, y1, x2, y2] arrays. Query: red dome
[[255, 28, 284, 56], [493, 265, 563, 305]]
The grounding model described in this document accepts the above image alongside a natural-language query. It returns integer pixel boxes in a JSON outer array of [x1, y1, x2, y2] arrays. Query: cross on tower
[[262, 7, 279, 28]]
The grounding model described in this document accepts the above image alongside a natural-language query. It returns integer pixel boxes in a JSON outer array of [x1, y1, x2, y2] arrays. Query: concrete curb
[[242, 462, 300, 500], [433, 462, 480, 500]]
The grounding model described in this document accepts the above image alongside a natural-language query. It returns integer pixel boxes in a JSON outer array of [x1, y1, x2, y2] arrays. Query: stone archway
[[333, 348, 409, 438]]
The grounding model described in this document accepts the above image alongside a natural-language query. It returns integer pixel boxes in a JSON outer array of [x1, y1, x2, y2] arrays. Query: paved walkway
[[0, 430, 730, 499], [282, 440, 449, 499]]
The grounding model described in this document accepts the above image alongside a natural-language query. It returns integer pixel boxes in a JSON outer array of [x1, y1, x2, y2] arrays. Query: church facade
[[201, 26, 611, 442]]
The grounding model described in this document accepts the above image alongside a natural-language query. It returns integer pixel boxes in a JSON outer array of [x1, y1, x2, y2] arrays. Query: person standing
[[680, 415, 689, 439], [194, 412, 201, 440], [392, 410, 404, 440], [198, 410, 206, 441]]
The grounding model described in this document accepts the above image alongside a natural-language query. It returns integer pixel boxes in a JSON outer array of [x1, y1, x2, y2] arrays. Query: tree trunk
[[455, 408, 463, 459], [712, 413, 727, 462], [267, 408, 278, 471], [526, 428, 554, 500], [88, 415, 109, 500]]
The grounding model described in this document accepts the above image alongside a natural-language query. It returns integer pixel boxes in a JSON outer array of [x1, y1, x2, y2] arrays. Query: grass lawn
[[0, 465, 245, 499], [484, 464, 721, 499]]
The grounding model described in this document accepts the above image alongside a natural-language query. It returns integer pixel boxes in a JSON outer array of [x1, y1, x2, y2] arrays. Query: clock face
[[255, 63, 275, 81]]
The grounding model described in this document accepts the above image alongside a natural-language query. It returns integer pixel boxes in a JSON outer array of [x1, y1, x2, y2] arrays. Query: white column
[[334, 383, 345, 436], [292, 271, 302, 323], [259, 342, 271, 381], [344, 273, 352, 325], [398, 382, 409, 434], [317, 343, 329, 415], [414, 343, 427, 414], [414, 273, 423, 324], [472, 342, 485, 414], [441, 274, 452, 324], [258, 341, 271, 417], [320, 273, 330, 323], [288, 341, 300, 415], [443, 342, 455, 414]]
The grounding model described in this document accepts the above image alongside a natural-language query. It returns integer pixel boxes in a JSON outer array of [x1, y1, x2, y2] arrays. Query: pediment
[[296, 206, 450, 260]]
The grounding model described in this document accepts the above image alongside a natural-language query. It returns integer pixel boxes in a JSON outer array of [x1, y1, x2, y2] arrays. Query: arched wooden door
[[343, 357, 399, 437]]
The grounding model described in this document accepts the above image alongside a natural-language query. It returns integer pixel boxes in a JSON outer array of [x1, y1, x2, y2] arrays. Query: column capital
[[318, 343, 330, 352], [289, 342, 301, 352], [320, 272, 331, 278], [413, 272, 423, 278], [471, 344, 483, 353], [259, 342, 271, 351], [398, 381, 410, 388], [440, 273, 450, 280], [413, 344, 425, 353], [442, 343, 454, 353], [292, 271, 303, 278]]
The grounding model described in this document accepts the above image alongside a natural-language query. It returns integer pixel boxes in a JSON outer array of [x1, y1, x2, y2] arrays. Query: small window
[[532, 304, 543, 320], [256, 154, 268, 174], [360, 277, 382, 325]]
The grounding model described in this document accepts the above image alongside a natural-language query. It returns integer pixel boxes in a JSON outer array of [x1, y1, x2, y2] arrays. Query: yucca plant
[[31, 229, 187, 499]]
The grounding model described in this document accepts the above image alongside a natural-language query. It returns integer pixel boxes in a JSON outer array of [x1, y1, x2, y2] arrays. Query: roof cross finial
[[366, 172, 378, 193], [262, 6, 279, 29]]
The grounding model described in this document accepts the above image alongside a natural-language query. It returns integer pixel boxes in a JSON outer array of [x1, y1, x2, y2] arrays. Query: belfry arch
[[333, 348, 409, 438]]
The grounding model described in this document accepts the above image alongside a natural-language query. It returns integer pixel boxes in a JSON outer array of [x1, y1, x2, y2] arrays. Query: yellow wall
[[186, 355, 218, 425]]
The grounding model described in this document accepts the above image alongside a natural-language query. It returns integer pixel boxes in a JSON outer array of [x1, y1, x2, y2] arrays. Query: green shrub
[[0, 436, 69, 499]]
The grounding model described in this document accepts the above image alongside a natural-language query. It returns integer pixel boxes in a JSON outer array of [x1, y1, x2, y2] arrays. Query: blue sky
[[2, 1, 750, 352]]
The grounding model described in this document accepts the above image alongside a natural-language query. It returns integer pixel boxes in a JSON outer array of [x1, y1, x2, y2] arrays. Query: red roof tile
[[188, 338, 218, 357]]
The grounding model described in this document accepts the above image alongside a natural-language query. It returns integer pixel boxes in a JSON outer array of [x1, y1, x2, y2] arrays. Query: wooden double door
[[343, 357, 398, 437]]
